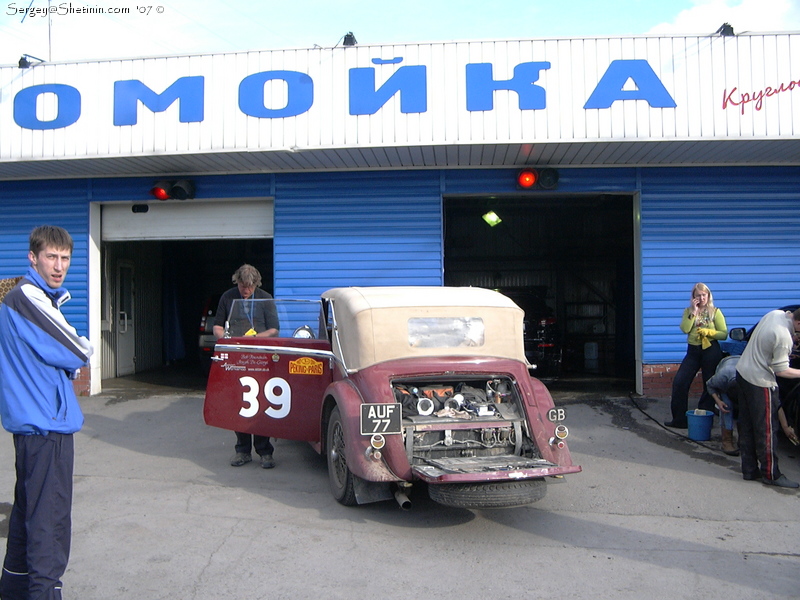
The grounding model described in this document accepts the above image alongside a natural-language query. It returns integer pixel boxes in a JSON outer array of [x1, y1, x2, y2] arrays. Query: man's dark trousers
[[0, 433, 74, 600], [235, 432, 274, 457], [737, 376, 782, 481]]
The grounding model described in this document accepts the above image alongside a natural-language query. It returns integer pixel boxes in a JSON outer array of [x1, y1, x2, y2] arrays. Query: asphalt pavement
[[0, 370, 797, 600]]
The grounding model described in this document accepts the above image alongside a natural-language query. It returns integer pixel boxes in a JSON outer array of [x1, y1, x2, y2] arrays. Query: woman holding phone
[[665, 283, 728, 428]]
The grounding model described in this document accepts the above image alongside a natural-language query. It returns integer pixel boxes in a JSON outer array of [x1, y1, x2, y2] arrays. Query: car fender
[[325, 379, 405, 483], [525, 375, 576, 467]]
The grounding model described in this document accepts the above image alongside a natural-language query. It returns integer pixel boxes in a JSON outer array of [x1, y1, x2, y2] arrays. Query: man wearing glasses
[[213, 264, 279, 469]]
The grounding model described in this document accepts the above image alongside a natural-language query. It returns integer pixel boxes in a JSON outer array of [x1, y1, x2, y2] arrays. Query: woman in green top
[[665, 283, 728, 428]]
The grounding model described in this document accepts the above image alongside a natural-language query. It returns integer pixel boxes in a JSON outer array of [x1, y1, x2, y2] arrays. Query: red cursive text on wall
[[723, 78, 800, 115]]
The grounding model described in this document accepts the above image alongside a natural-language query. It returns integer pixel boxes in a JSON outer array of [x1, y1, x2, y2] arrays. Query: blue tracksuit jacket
[[0, 267, 93, 435]]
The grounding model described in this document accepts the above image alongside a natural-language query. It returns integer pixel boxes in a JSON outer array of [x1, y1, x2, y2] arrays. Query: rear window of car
[[408, 317, 485, 348]]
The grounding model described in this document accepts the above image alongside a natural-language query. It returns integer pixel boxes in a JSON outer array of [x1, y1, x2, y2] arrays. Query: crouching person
[[706, 355, 740, 456]]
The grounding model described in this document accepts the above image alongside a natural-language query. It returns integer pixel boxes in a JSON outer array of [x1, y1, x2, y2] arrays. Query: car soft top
[[322, 286, 528, 371]]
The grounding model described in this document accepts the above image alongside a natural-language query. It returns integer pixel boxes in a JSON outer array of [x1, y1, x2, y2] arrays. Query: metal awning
[[1, 138, 798, 180]]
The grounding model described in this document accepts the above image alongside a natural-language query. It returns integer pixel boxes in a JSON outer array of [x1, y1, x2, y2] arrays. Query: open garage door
[[444, 194, 635, 382], [101, 199, 273, 241], [99, 199, 274, 380]]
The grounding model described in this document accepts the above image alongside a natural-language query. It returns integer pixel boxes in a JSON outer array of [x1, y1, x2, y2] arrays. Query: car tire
[[326, 406, 358, 506], [427, 478, 547, 509]]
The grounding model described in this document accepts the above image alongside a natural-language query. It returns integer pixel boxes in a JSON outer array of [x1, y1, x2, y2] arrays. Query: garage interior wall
[[101, 242, 163, 378]]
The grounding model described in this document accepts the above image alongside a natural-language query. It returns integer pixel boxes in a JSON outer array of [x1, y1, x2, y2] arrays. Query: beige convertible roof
[[322, 286, 527, 371]]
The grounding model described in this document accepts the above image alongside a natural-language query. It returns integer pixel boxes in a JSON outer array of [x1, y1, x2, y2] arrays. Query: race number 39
[[238, 376, 291, 419]]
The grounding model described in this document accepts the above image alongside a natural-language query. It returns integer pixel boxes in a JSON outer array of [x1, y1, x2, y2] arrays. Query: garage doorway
[[98, 199, 274, 381], [444, 193, 636, 382], [100, 238, 274, 380]]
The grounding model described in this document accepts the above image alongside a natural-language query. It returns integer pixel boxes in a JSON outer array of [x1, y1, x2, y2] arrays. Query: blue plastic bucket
[[686, 409, 714, 441]]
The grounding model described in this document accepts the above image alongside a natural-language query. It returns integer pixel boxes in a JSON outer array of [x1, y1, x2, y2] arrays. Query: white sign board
[[0, 35, 798, 162]]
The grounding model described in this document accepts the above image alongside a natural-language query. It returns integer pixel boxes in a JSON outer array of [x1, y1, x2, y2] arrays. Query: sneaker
[[762, 475, 799, 488], [742, 471, 761, 481], [230, 452, 252, 467], [259, 454, 275, 469], [664, 420, 688, 429]]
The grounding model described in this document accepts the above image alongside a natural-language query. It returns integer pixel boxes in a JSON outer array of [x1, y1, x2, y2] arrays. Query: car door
[[204, 336, 334, 443]]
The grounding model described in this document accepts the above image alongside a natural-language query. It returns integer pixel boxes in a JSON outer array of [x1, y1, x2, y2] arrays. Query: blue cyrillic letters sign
[[113, 76, 205, 126], [239, 71, 314, 118], [584, 60, 677, 108], [349, 65, 427, 115], [466, 62, 551, 111], [10, 58, 678, 131], [13, 84, 81, 130]]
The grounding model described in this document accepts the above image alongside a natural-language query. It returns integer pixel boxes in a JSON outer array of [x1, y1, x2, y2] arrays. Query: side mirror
[[729, 327, 746, 342]]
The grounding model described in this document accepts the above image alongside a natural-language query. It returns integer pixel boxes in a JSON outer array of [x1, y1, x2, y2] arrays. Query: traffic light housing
[[516, 168, 559, 190], [150, 179, 196, 200]]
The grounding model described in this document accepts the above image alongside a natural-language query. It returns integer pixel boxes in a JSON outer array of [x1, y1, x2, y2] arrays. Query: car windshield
[[224, 298, 325, 339]]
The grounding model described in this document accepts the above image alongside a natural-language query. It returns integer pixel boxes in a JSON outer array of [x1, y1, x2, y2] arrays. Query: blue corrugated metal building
[[1, 33, 799, 395]]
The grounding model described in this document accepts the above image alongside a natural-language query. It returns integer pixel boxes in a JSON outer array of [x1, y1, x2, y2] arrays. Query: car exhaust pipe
[[394, 488, 412, 510]]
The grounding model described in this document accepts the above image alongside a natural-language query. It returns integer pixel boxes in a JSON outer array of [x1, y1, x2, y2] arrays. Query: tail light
[[199, 298, 215, 333], [550, 424, 569, 448]]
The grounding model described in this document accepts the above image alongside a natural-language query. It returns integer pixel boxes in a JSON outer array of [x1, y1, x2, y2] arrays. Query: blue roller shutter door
[[273, 171, 443, 298]]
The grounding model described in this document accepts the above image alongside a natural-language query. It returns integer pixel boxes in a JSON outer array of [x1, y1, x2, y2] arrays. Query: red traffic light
[[149, 179, 196, 201], [516, 168, 559, 190], [517, 169, 538, 189], [150, 181, 171, 200]]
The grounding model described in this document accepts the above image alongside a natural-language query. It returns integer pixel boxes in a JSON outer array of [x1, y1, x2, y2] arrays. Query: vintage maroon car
[[204, 286, 581, 509]]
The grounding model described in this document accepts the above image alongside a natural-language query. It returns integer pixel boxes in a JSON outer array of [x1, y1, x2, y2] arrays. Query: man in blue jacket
[[0, 226, 93, 600]]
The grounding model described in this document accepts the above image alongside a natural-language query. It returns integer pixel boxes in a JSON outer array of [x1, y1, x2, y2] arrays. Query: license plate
[[360, 403, 402, 435]]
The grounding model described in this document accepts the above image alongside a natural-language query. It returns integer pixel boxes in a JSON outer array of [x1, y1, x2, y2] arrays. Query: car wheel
[[427, 478, 547, 509], [326, 406, 358, 506]]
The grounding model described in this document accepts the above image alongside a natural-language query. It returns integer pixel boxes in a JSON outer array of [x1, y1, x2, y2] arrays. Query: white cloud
[[648, 0, 800, 35]]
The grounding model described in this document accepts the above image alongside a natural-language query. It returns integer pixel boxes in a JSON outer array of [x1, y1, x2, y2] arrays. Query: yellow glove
[[696, 328, 714, 349]]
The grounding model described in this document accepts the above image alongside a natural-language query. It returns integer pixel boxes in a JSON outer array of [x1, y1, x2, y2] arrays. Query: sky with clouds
[[1, 0, 799, 65]]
